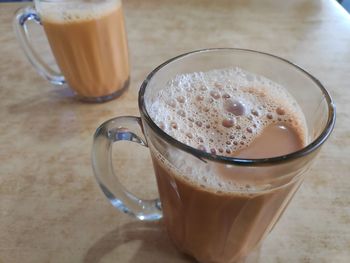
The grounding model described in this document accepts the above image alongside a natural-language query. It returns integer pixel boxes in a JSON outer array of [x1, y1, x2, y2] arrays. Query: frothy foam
[[38, 0, 122, 23], [148, 67, 307, 193], [149, 67, 306, 155]]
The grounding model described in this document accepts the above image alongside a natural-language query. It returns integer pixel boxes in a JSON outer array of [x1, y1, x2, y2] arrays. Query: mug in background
[[92, 49, 335, 263], [14, 0, 129, 102]]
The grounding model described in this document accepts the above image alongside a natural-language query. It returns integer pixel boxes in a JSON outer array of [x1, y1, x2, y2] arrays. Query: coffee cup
[[14, 0, 129, 102], [92, 49, 335, 263]]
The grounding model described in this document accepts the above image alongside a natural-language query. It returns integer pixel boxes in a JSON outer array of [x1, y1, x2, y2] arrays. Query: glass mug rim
[[139, 48, 336, 166]]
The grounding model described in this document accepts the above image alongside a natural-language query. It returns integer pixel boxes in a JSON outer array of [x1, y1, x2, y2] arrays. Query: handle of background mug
[[13, 6, 65, 85], [92, 116, 162, 221]]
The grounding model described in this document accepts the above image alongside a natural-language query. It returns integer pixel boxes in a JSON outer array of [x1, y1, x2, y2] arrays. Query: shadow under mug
[[13, 0, 130, 102], [92, 48, 335, 263]]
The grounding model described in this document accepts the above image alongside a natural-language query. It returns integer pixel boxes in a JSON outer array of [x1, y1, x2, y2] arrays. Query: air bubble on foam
[[246, 127, 253, 133], [176, 96, 185, 103], [195, 121, 202, 127], [276, 107, 286, 115], [166, 99, 176, 108], [177, 109, 186, 117], [210, 90, 221, 99], [186, 133, 193, 139], [251, 109, 259, 116], [224, 99, 246, 116], [222, 118, 235, 128], [170, 122, 178, 129], [196, 95, 204, 101]]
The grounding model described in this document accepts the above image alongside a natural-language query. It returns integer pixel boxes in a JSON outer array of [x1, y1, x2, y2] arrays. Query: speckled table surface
[[0, 0, 349, 262]]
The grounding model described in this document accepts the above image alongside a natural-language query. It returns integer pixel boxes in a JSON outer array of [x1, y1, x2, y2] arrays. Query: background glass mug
[[92, 49, 335, 263], [14, 0, 129, 102]]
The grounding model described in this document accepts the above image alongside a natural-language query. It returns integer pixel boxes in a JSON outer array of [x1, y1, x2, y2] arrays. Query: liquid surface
[[148, 67, 307, 158], [40, 0, 129, 98]]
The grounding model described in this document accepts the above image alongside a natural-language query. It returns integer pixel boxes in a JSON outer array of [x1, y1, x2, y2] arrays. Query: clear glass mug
[[13, 0, 129, 102], [92, 49, 335, 263]]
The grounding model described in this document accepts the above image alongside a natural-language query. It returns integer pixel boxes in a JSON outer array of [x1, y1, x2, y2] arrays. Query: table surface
[[1, 0, 350, 262]]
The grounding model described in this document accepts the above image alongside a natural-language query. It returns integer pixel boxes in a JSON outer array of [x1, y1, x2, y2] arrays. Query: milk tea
[[39, 0, 129, 98], [148, 68, 308, 263]]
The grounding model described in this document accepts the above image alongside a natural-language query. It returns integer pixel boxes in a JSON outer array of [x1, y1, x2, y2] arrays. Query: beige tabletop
[[1, 0, 349, 262]]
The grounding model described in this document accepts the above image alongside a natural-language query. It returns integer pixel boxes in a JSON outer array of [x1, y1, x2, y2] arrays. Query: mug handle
[[13, 6, 65, 85], [92, 116, 162, 221]]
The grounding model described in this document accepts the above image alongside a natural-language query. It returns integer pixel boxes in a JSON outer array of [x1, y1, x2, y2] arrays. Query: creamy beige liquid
[[40, 0, 129, 98], [148, 68, 308, 263], [235, 123, 303, 158], [151, 153, 302, 263]]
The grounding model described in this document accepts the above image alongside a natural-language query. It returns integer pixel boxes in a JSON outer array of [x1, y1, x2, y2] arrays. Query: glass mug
[[92, 49, 335, 263], [14, 0, 129, 102]]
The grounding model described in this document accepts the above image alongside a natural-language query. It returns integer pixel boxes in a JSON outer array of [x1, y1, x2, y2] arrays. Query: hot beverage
[[148, 67, 308, 263], [91, 49, 334, 263], [39, 0, 129, 98]]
